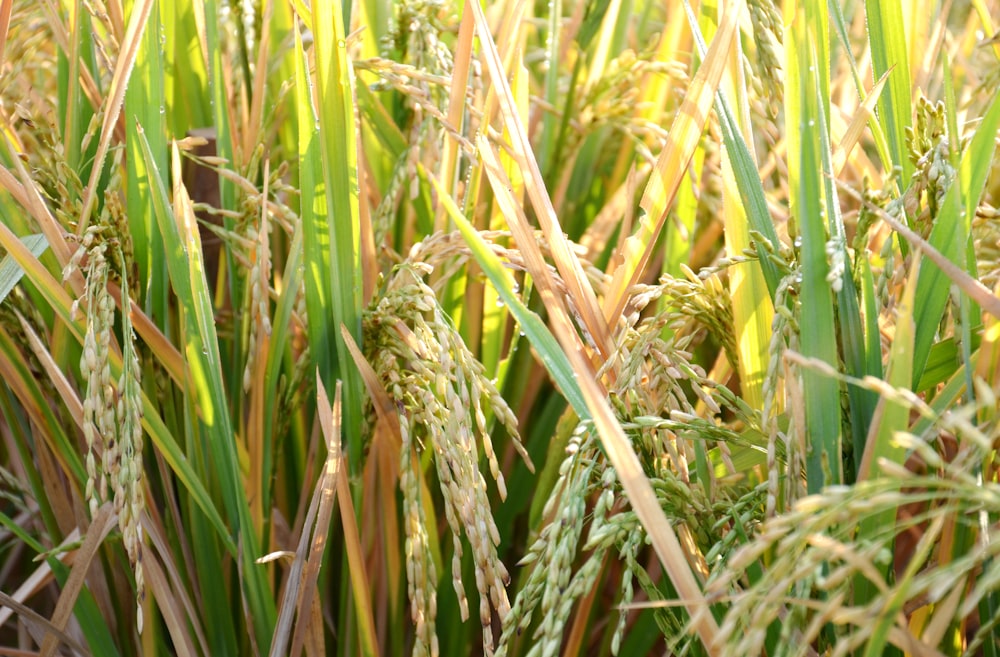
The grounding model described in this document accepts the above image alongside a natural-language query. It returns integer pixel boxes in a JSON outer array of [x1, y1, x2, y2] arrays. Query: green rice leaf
[[786, 10, 842, 489], [125, 0, 168, 326], [853, 255, 918, 606], [0, 233, 46, 304], [429, 173, 589, 418], [138, 127, 276, 651], [912, 89, 1000, 386], [684, 2, 782, 298], [308, 0, 365, 466], [865, 0, 913, 177]]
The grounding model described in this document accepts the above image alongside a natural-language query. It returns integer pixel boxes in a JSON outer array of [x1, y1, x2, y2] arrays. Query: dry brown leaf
[[40, 504, 117, 657]]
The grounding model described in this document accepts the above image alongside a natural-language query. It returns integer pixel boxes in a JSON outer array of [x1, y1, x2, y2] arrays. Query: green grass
[[2, 0, 1000, 656]]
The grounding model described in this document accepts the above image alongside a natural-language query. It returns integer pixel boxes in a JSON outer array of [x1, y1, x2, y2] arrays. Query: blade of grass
[[534, 0, 562, 175], [837, 257, 882, 466], [268, 382, 330, 657], [865, 0, 914, 178], [301, 0, 365, 468], [914, 335, 980, 392], [469, 0, 613, 361], [786, 9, 843, 489], [831, 69, 891, 177], [436, 6, 480, 359], [713, 0, 773, 411], [0, 214, 83, 340], [39, 1, 101, 120], [289, 379, 343, 657], [682, 0, 783, 298], [335, 429, 378, 657], [259, 216, 306, 522], [476, 135, 590, 363], [0, 325, 85, 484], [60, 0, 93, 178], [429, 169, 587, 417], [241, 0, 272, 164], [812, 59, 881, 475], [14, 311, 82, 433], [124, 0, 169, 326], [39, 504, 117, 657], [0, 591, 90, 655], [139, 127, 276, 650], [940, 48, 978, 402], [293, 20, 335, 404], [604, 0, 739, 326], [198, 0, 243, 407], [583, 0, 625, 90], [433, 3, 474, 234], [829, 0, 893, 172], [355, 82, 407, 158], [807, 0, 830, 125], [143, 550, 198, 657], [141, 384, 237, 558], [0, 233, 47, 303], [855, 258, 882, 379], [142, 512, 212, 656], [853, 254, 919, 606], [201, 0, 236, 212], [78, 0, 155, 236], [163, 0, 211, 136], [265, 0, 297, 187]]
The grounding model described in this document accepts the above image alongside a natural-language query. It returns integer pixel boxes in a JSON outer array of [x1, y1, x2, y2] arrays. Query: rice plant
[[1, 0, 1000, 655]]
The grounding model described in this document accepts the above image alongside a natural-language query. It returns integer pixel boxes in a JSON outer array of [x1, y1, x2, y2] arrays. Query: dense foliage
[[1, 0, 1000, 655]]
